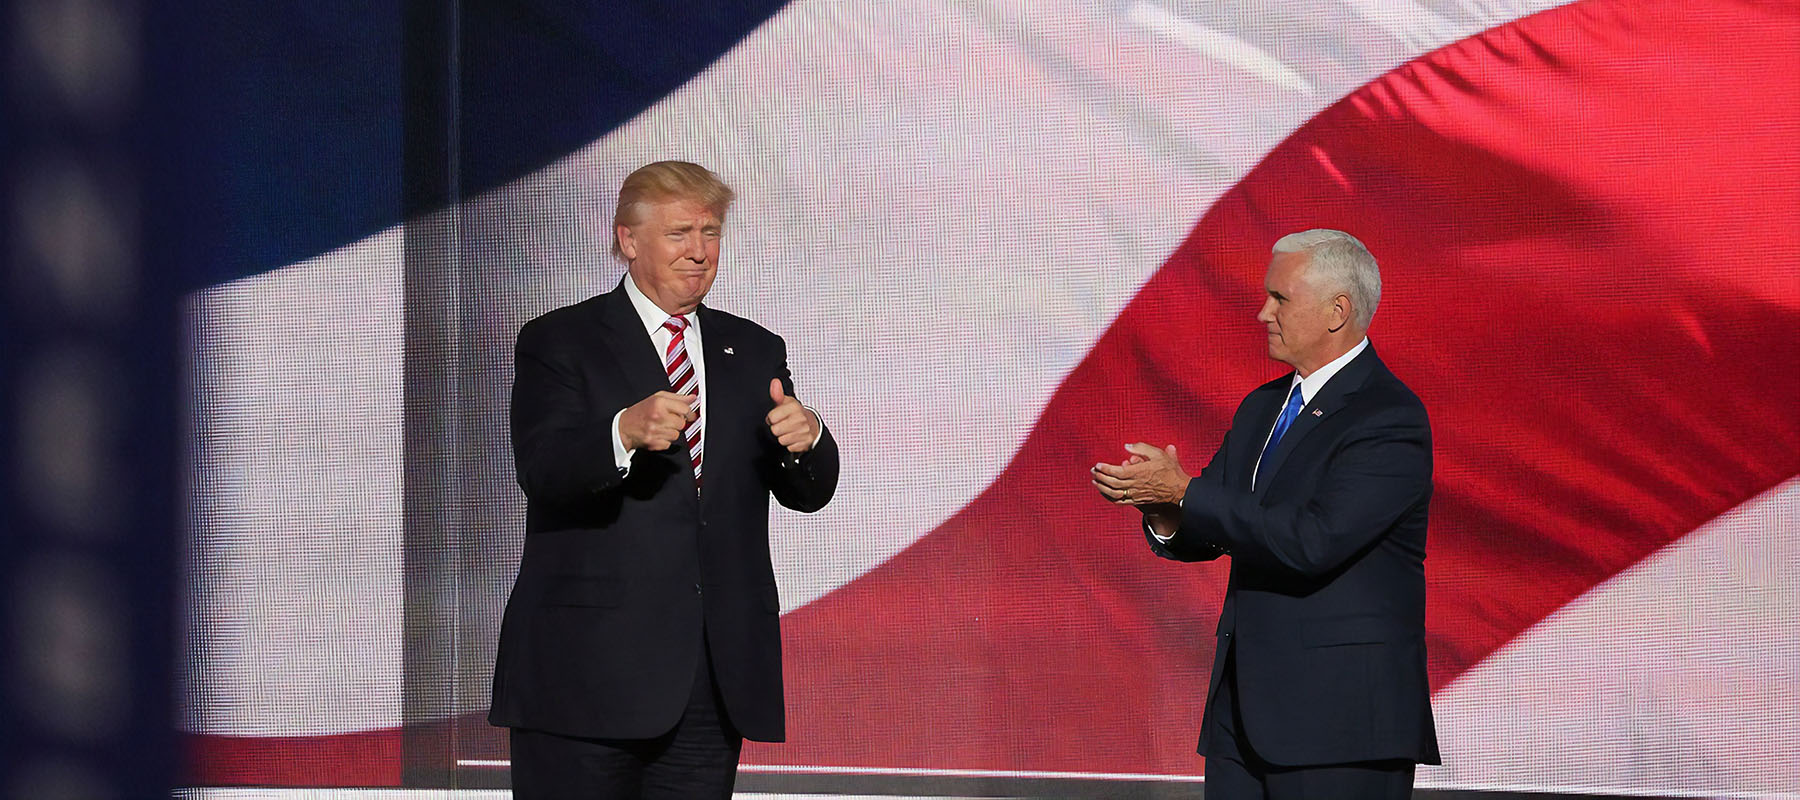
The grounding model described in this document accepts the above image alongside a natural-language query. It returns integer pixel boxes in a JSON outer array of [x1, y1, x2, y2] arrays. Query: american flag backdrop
[[180, 0, 1800, 795]]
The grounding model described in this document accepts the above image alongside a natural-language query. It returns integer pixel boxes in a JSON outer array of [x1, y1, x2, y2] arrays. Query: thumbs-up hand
[[766, 378, 820, 454]]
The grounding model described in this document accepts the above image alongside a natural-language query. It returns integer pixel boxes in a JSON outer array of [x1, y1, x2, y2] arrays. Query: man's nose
[[686, 239, 708, 262]]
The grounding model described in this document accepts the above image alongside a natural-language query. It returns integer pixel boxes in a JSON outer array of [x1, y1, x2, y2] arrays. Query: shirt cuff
[[1149, 495, 1185, 542], [610, 409, 634, 475]]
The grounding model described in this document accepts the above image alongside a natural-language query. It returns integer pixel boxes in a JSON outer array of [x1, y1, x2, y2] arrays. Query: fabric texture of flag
[[180, 0, 1800, 795]]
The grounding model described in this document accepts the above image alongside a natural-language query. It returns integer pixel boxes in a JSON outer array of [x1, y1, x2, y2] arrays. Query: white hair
[[1272, 229, 1381, 329]]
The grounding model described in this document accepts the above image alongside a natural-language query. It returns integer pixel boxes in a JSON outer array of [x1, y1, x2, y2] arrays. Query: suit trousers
[[509, 631, 743, 799], [1204, 643, 1414, 800]]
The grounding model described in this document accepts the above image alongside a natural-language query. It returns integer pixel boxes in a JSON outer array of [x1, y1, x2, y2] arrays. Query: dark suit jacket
[[489, 280, 838, 743], [1147, 345, 1440, 766]]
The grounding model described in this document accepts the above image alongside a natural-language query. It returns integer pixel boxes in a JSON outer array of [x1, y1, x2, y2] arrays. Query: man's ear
[[615, 224, 637, 261], [1329, 293, 1352, 333]]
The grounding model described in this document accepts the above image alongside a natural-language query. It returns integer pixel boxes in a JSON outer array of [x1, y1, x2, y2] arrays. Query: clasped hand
[[1091, 442, 1191, 506], [619, 390, 698, 451]]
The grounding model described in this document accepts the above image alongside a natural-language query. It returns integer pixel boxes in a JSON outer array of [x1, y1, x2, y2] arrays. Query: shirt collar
[[1292, 337, 1369, 404], [621, 273, 697, 336]]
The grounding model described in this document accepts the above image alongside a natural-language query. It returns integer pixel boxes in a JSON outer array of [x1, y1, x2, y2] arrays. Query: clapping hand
[[1091, 443, 1191, 506]]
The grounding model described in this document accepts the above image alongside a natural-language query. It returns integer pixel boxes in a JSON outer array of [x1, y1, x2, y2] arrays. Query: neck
[[1291, 334, 1363, 378], [627, 270, 698, 317]]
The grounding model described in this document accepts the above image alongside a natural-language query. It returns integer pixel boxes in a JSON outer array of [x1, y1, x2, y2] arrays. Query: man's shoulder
[[1346, 363, 1430, 435], [518, 292, 612, 347], [1359, 357, 1426, 411], [699, 305, 784, 347], [1222, 373, 1293, 431], [1235, 372, 1293, 407]]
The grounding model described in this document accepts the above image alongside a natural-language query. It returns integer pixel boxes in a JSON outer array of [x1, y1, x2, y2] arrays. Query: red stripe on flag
[[186, 729, 401, 786]]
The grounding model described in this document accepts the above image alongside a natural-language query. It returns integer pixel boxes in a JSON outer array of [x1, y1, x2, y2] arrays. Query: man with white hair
[[1093, 230, 1439, 797]]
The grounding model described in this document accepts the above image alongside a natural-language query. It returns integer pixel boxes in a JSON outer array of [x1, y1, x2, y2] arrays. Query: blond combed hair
[[611, 161, 736, 258]]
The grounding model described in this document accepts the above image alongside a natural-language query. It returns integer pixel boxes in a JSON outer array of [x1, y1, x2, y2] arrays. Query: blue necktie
[[1255, 383, 1306, 488]]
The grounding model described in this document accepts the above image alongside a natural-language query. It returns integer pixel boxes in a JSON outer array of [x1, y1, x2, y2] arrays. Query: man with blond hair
[[490, 161, 839, 798], [1093, 230, 1438, 798]]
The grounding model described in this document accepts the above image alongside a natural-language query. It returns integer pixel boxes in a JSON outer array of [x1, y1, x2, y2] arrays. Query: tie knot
[[662, 315, 688, 334]]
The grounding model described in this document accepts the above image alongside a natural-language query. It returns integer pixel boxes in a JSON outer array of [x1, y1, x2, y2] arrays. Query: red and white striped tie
[[662, 315, 703, 483]]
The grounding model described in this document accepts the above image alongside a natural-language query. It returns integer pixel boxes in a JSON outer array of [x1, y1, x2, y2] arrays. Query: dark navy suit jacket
[[489, 280, 838, 743], [1148, 345, 1440, 766]]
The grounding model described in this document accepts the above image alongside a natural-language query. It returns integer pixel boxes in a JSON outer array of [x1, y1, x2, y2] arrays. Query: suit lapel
[[1237, 381, 1290, 490], [696, 305, 736, 396], [594, 280, 671, 402], [696, 305, 741, 506], [1252, 346, 1381, 496]]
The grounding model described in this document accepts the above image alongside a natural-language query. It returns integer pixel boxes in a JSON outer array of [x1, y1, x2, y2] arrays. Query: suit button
[[694, 584, 703, 595]]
